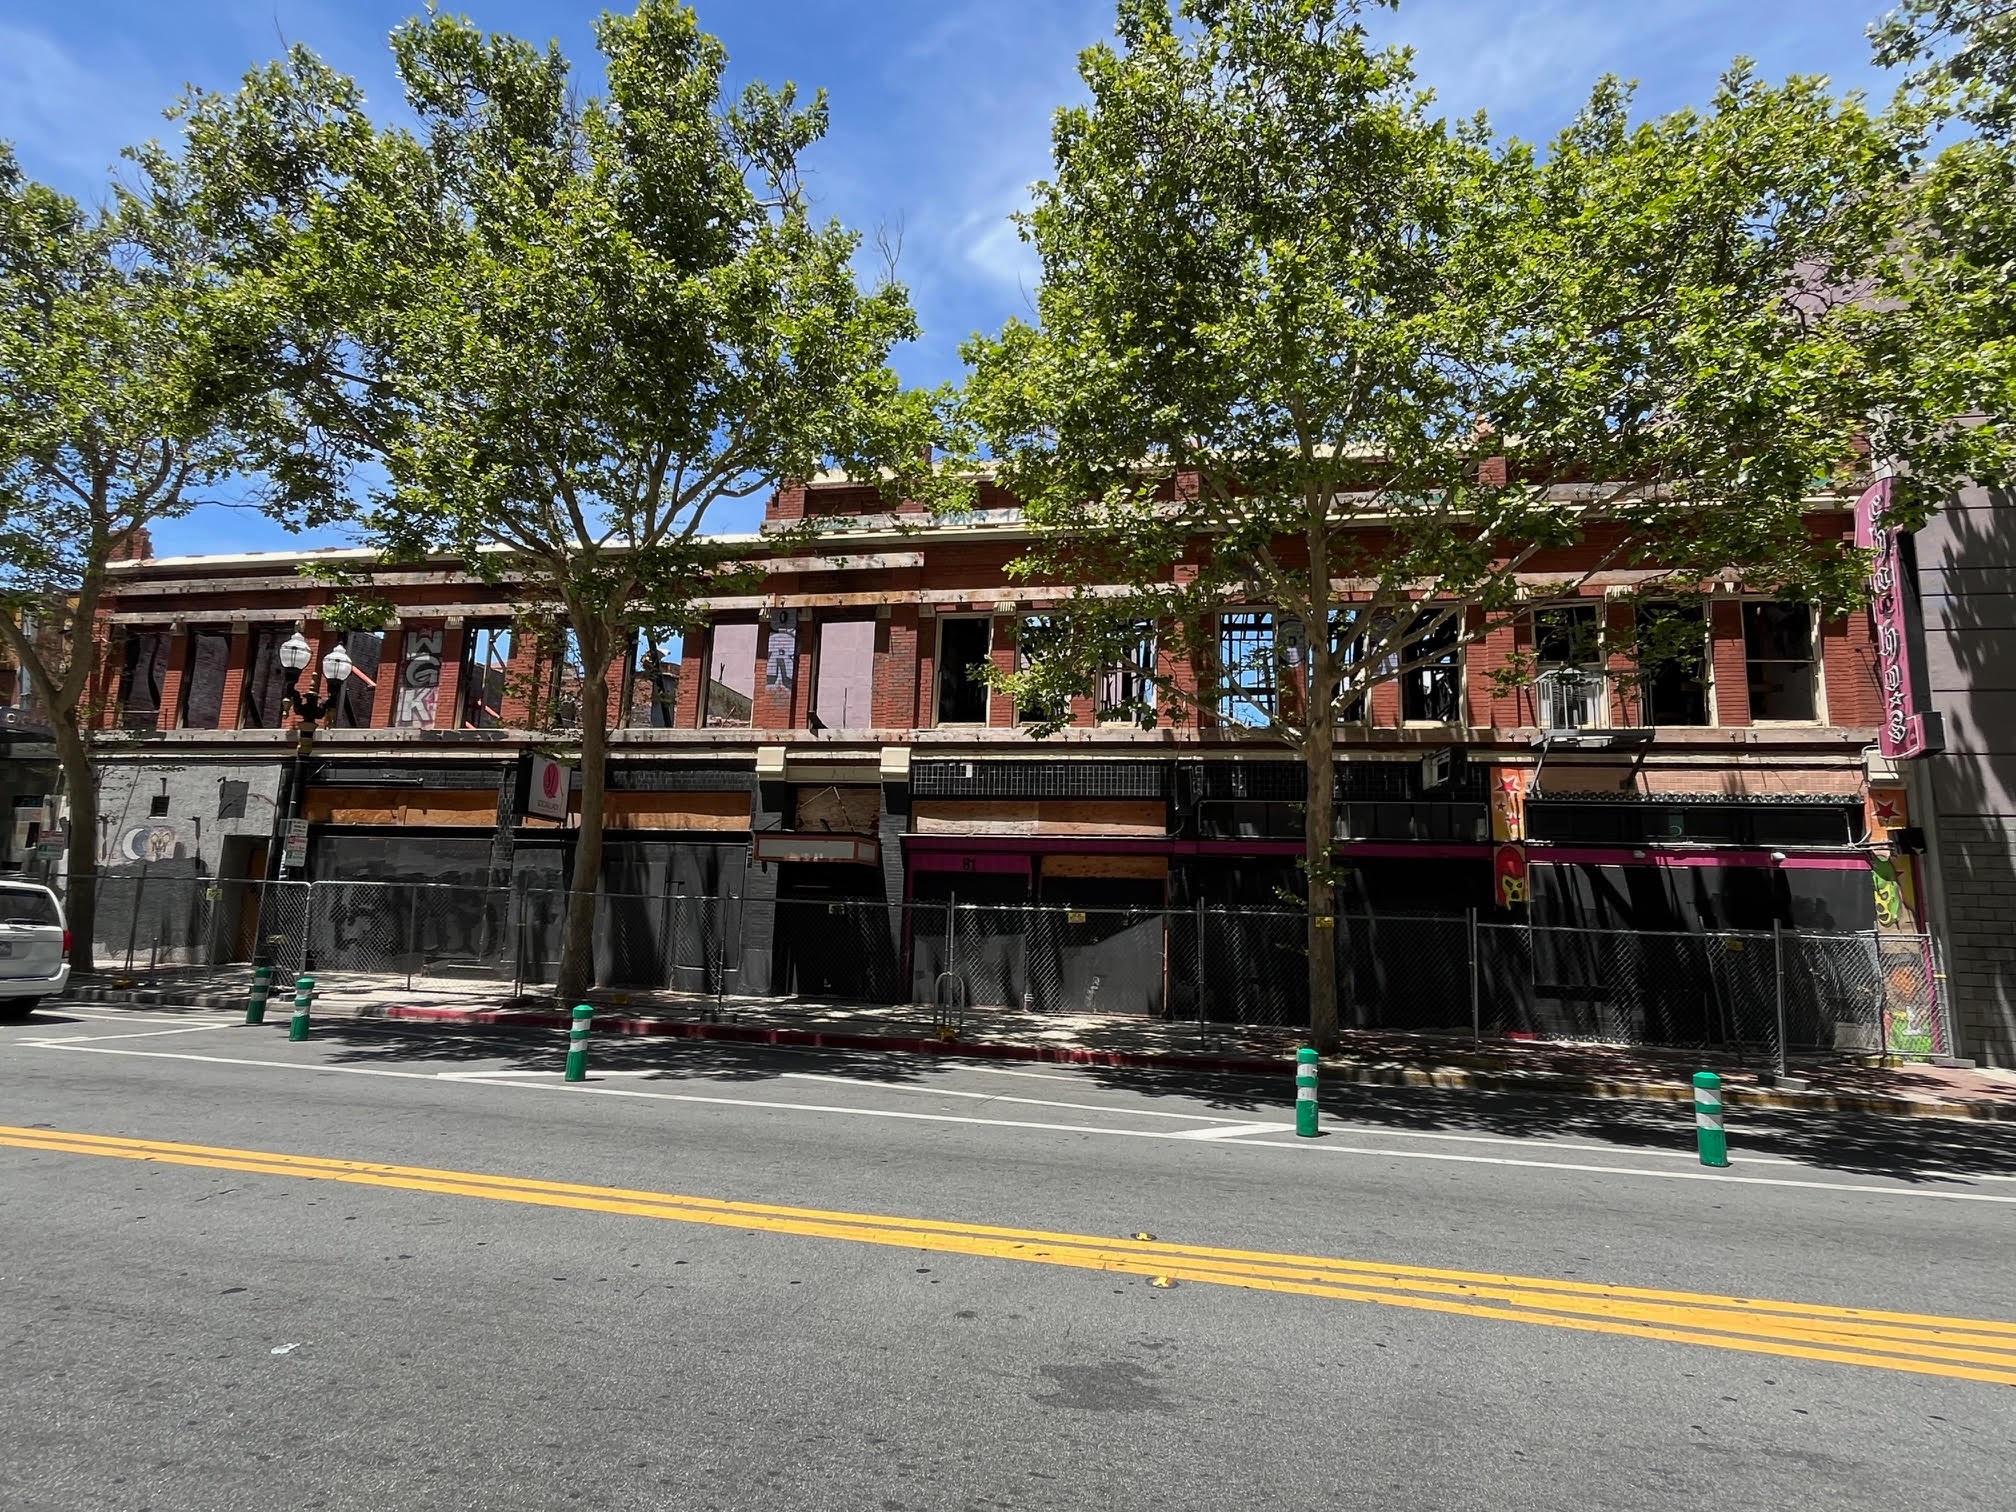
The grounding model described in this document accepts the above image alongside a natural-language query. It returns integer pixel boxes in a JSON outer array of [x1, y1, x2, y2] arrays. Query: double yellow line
[[7, 1121, 2014, 1387]]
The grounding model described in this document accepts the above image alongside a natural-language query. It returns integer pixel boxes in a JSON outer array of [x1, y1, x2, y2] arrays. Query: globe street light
[[270, 630, 357, 883]]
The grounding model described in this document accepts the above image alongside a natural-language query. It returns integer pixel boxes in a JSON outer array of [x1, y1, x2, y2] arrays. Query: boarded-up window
[[704, 622, 757, 727], [240, 627, 292, 729], [179, 628, 231, 729], [118, 628, 171, 730], [794, 785, 880, 833], [332, 631, 384, 729], [813, 617, 875, 729], [629, 630, 683, 727]]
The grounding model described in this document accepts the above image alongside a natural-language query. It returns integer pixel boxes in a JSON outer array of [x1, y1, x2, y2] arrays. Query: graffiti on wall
[[395, 629, 443, 728]]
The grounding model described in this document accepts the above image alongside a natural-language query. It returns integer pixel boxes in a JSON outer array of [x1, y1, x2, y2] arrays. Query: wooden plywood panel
[[794, 785, 880, 834], [304, 787, 496, 827], [911, 798, 1164, 836], [606, 790, 752, 831], [1041, 853, 1169, 880]]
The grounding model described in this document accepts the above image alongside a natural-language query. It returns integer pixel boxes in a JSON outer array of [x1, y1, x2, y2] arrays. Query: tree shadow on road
[[271, 1016, 2016, 1186]]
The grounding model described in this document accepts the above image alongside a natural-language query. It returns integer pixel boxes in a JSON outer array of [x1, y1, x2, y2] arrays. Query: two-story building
[[76, 473, 1925, 1042]]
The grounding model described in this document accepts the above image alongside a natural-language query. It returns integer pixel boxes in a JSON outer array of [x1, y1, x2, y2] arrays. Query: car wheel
[[0, 998, 39, 1023]]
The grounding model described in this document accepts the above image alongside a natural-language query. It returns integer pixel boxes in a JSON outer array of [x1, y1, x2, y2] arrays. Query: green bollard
[[1693, 1070, 1729, 1167], [246, 964, 272, 1025], [288, 975, 314, 1042], [565, 1003, 593, 1082], [1295, 1046, 1320, 1137]]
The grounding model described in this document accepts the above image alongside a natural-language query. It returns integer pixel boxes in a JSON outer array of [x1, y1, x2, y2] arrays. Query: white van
[[0, 881, 70, 1021]]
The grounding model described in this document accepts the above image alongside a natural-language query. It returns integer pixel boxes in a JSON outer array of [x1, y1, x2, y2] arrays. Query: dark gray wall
[[1915, 483, 2016, 1064]]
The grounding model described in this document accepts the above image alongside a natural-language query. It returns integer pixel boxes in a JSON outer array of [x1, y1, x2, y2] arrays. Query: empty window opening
[[1533, 604, 1605, 730], [629, 629, 684, 728], [1400, 611, 1461, 723], [936, 617, 992, 724], [332, 631, 383, 729], [459, 624, 511, 730], [1743, 602, 1817, 722], [1218, 612, 1276, 727], [1633, 604, 1708, 726], [1098, 623, 1157, 723], [705, 623, 758, 727]]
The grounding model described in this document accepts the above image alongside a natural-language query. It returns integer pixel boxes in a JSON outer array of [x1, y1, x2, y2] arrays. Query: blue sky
[[1, 0, 1902, 557]]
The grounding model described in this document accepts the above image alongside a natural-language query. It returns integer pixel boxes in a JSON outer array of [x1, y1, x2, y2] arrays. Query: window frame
[[1741, 600, 1824, 725], [1399, 607, 1464, 727], [811, 615, 876, 731], [934, 614, 994, 726], [702, 621, 759, 729], [1531, 601, 1608, 731], [1216, 610, 1278, 729], [176, 626, 233, 731], [458, 622, 512, 731], [1629, 602, 1712, 729]]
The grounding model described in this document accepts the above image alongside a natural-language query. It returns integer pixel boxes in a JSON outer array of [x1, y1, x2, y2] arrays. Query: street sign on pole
[[282, 818, 309, 871]]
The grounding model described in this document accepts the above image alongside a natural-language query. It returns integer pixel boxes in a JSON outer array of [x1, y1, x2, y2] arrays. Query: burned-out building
[[69, 472, 1949, 1051]]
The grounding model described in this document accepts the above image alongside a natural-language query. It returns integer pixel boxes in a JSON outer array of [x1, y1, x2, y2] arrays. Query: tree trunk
[[1304, 713, 1340, 1052], [49, 711, 98, 975], [553, 650, 610, 1006]]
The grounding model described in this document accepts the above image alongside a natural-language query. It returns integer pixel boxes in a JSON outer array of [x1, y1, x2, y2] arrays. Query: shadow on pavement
[[251, 1016, 2016, 1186]]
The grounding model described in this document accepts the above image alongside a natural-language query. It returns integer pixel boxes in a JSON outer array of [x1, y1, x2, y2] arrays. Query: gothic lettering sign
[[1853, 479, 1943, 759]]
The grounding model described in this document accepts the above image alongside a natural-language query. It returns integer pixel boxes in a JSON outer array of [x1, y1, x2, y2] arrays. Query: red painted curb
[[379, 1004, 1291, 1077]]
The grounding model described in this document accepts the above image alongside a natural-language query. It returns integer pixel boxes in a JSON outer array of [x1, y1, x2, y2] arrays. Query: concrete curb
[[50, 987, 2014, 1123]]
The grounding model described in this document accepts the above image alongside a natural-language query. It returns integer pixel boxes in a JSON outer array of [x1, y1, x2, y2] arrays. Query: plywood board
[[911, 798, 1165, 836]]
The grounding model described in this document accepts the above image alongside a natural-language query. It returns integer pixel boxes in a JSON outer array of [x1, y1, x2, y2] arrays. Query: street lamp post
[[267, 632, 354, 883]]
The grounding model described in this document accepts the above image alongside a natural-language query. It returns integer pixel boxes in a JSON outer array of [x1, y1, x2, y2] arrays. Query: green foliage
[[170, 0, 946, 646], [1865, 2, 2016, 496], [964, 0, 1945, 741], [0, 140, 243, 711]]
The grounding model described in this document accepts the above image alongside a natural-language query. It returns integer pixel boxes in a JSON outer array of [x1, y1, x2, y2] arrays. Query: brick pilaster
[[874, 609, 918, 731], [155, 627, 189, 731], [1709, 599, 1750, 726], [433, 623, 466, 730], [672, 626, 704, 728]]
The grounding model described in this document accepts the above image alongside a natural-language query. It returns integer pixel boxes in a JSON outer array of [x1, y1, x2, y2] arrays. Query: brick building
[[75, 474, 1932, 1043]]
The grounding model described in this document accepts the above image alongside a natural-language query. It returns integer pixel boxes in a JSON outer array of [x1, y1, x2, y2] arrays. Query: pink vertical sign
[[1853, 478, 1941, 759]]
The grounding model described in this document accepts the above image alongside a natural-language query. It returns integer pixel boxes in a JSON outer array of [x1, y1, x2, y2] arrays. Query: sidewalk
[[53, 966, 2016, 1122]]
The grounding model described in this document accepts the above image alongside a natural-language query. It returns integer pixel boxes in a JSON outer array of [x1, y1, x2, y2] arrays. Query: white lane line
[[778, 1071, 1259, 1124], [435, 1069, 661, 1081], [1172, 1122, 1289, 1141], [35, 1010, 238, 1028], [777, 1071, 1822, 1166], [25, 1023, 241, 1044], [21, 1039, 2016, 1205]]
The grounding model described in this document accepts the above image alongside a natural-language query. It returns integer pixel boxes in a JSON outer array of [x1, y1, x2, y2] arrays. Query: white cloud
[[0, 21, 176, 187], [962, 214, 1041, 296]]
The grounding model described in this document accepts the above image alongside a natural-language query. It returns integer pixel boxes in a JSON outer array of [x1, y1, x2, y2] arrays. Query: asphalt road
[[3, 1003, 2013, 1512]]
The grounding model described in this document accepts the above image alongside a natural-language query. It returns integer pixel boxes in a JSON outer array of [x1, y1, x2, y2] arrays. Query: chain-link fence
[[50, 871, 1949, 1060]]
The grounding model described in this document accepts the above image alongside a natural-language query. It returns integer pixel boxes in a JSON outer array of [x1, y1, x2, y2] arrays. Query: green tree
[[0, 143, 244, 975], [965, 0, 1933, 1049], [175, 1, 940, 1004], [1867, 1, 2016, 489]]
